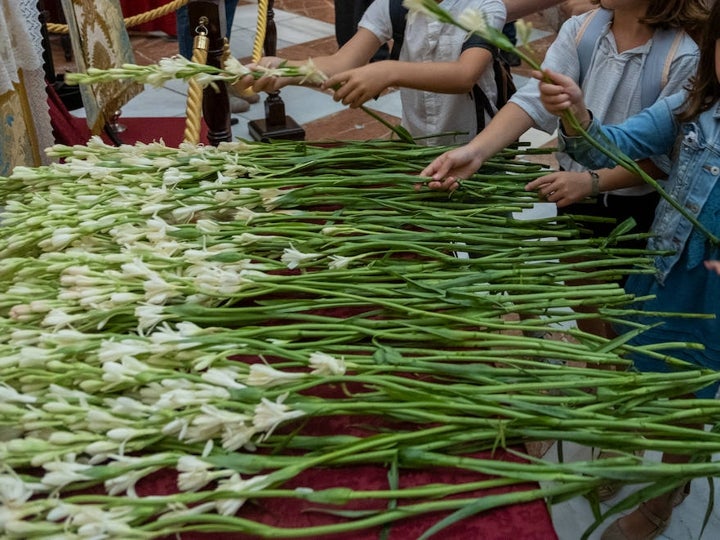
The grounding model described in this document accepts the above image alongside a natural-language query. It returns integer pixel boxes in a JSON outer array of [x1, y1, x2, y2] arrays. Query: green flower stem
[[142, 482, 593, 539]]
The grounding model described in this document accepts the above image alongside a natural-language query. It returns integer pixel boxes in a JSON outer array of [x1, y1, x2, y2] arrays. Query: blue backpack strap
[[389, 0, 408, 60], [575, 8, 613, 88], [640, 28, 683, 109]]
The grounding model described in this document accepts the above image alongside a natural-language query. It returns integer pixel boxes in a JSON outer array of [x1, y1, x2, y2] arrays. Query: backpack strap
[[640, 28, 684, 109], [389, 0, 408, 61], [576, 8, 683, 109], [575, 8, 613, 88]]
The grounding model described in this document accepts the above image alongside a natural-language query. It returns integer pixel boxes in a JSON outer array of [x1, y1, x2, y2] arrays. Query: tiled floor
[[47, 2, 719, 539]]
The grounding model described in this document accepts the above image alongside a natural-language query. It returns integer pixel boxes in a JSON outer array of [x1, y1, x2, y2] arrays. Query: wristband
[[588, 170, 600, 197]]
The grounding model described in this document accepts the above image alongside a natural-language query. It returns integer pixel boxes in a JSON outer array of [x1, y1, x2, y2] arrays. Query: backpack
[[575, 8, 685, 110], [388, 0, 516, 132]]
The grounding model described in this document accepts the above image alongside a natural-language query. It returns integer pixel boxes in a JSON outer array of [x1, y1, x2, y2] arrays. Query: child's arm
[[524, 160, 665, 207], [321, 47, 492, 109], [232, 28, 382, 95], [420, 102, 534, 190], [535, 69, 682, 170]]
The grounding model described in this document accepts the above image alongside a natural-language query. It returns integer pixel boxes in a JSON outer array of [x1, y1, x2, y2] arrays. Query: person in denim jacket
[[534, 2, 720, 537]]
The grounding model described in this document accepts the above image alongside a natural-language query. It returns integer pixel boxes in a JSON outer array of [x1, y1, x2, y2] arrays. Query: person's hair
[[677, 0, 720, 122], [589, 1, 709, 37], [643, 0, 709, 38]]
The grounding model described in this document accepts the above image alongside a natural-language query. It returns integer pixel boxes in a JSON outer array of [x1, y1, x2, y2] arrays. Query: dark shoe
[[596, 481, 620, 502], [600, 482, 689, 539], [671, 481, 691, 507], [593, 450, 645, 502], [600, 503, 669, 540], [229, 95, 250, 113]]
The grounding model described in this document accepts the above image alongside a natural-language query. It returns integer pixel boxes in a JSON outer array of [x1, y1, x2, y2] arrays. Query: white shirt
[[359, 0, 507, 146], [511, 9, 699, 195]]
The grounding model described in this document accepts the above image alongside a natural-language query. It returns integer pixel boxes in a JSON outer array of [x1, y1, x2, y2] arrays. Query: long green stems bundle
[[0, 137, 717, 538]]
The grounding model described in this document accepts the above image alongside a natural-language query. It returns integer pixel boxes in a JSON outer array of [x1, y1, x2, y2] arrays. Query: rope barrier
[[46, 0, 190, 34], [182, 0, 269, 142], [183, 28, 209, 144], [50, 0, 270, 144], [251, 0, 270, 63]]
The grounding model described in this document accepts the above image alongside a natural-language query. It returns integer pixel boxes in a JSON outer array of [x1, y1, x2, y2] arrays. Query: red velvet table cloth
[[140, 453, 557, 540], [137, 403, 559, 539]]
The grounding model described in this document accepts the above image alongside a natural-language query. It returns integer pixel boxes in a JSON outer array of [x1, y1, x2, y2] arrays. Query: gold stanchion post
[[187, 0, 232, 145]]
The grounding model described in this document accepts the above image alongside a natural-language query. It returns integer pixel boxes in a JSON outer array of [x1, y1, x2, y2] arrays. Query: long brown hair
[[590, 0, 709, 37], [643, 0, 709, 39], [677, 0, 720, 122]]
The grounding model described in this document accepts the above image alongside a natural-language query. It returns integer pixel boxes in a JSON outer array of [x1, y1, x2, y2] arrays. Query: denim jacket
[[561, 91, 720, 284]]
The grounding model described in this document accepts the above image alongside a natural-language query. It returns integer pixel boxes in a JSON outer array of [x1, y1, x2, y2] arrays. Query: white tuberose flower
[[253, 393, 305, 440], [0, 473, 34, 508], [457, 8, 489, 38], [214, 473, 271, 516], [148, 56, 193, 86], [281, 244, 322, 270], [223, 56, 251, 78], [176, 455, 233, 492], [201, 367, 247, 390], [309, 352, 346, 376], [246, 364, 305, 387], [135, 304, 168, 334], [297, 58, 327, 85], [0, 383, 37, 404], [42, 461, 92, 489], [515, 19, 534, 46]]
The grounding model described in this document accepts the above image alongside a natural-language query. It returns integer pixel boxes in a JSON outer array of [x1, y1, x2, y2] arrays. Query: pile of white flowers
[[1, 137, 719, 539]]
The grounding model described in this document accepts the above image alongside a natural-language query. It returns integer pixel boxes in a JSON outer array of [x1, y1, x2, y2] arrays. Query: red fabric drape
[[47, 83, 207, 147], [47, 83, 92, 146], [119, 0, 177, 36]]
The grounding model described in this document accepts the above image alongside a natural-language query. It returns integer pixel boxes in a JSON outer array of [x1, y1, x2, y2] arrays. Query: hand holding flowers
[[531, 68, 592, 133]]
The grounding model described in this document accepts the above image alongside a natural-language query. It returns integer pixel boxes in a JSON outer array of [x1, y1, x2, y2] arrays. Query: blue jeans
[[176, 1, 238, 58]]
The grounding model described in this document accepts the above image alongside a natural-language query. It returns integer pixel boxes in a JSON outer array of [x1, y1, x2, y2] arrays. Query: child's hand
[[704, 260, 720, 275], [531, 69, 583, 115], [245, 57, 296, 94], [231, 72, 257, 96], [322, 62, 394, 108], [525, 170, 597, 207], [418, 145, 484, 191], [531, 69, 590, 133]]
